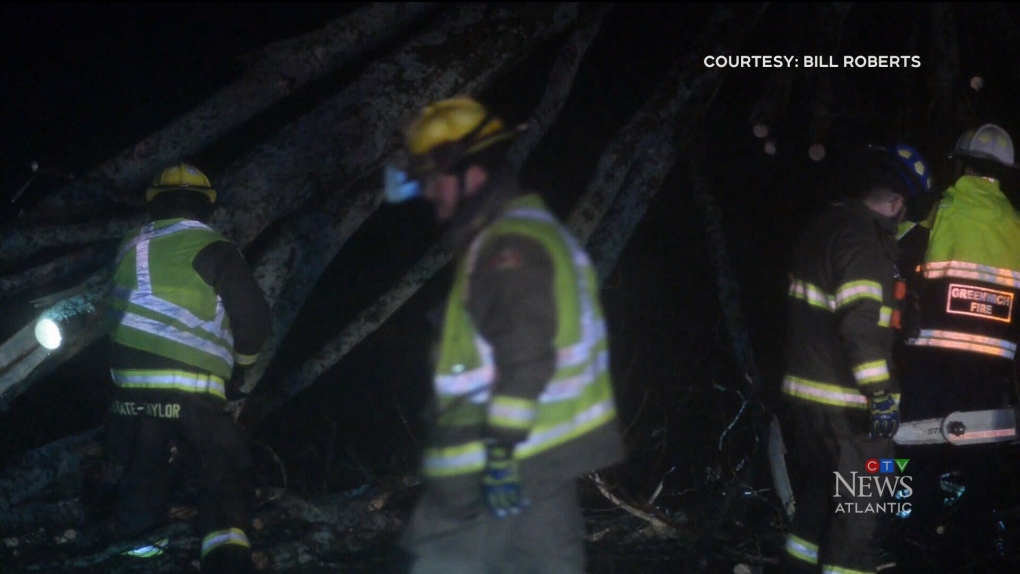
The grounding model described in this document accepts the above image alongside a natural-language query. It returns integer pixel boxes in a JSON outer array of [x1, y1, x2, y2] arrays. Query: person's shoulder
[[810, 201, 861, 230], [181, 219, 233, 243], [197, 236, 242, 257], [800, 202, 879, 249]]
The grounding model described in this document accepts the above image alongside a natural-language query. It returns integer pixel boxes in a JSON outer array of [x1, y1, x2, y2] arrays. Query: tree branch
[[0, 243, 115, 303], [0, 216, 142, 268], [20, 3, 444, 226], [238, 2, 591, 403], [0, 426, 103, 511], [0, 270, 110, 409], [211, 3, 582, 252]]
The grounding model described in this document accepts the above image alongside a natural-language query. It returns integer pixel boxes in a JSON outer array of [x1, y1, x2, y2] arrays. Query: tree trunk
[[236, 3, 612, 418], [215, 3, 586, 401], [0, 4, 583, 410], [18, 3, 444, 227]]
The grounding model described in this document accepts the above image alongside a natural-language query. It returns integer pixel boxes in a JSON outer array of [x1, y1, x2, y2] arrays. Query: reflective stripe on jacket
[[781, 201, 900, 409], [107, 219, 236, 381], [423, 195, 619, 478], [905, 176, 1020, 359], [201, 527, 250, 558]]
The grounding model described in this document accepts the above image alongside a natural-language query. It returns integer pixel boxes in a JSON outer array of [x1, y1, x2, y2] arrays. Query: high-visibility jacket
[[422, 194, 624, 482], [781, 200, 902, 409], [905, 175, 1020, 360], [106, 219, 237, 395], [896, 218, 930, 273]]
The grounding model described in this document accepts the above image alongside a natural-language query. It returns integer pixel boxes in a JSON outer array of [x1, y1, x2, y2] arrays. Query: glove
[[224, 370, 249, 424], [224, 396, 247, 425], [482, 442, 529, 519], [868, 392, 900, 438]]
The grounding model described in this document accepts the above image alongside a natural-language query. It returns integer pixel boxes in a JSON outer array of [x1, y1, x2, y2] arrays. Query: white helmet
[[950, 123, 1015, 167]]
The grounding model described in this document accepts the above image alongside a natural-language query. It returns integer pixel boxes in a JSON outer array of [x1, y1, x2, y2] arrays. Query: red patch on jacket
[[488, 247, 524, 270]]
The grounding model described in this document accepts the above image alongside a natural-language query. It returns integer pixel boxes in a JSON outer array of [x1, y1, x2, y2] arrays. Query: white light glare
[[35, 318, 62, 350]]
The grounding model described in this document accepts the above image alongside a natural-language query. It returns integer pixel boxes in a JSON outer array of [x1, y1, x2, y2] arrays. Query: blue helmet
[[866, 143, 934, 222]]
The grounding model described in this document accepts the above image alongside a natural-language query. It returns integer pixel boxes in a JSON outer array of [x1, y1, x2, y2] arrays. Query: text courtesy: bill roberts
[[703, 55, 921, 68]]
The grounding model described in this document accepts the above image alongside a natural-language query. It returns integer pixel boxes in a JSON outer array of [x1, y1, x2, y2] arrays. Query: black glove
[[868, 392, 900, 438], [226, 369, 248, 402], [481, 442, 529, 519], [224, 370, 249, 423]]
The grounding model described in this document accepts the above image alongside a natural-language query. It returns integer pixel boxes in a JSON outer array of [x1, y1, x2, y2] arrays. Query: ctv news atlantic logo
[[832, 458, 912, 514]]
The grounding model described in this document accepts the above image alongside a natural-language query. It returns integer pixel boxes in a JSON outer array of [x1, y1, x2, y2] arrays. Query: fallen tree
[[7, 2, 961, 572]]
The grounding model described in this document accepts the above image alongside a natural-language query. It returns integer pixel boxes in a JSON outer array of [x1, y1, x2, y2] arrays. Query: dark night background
[[4, 2, 1020, 572]]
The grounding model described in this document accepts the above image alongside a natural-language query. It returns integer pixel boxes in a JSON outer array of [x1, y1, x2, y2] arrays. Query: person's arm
[[466, 233, 557, 447], [192, 241, 272, 366], [831, 223, 899, 398]]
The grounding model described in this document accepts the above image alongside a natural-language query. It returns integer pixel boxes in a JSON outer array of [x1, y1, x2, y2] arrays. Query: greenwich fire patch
[[946, 283, 1014, 322]]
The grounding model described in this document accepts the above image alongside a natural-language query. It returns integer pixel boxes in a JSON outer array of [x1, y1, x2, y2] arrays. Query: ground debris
[[0, 479, 408, 573]]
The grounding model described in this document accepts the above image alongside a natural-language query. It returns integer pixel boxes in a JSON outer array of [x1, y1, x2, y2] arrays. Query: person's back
[[896, 124, 1020, 566], [902, 124, 1020, 416], [109, 218, 238, 379], [103, 163, 271, 574]]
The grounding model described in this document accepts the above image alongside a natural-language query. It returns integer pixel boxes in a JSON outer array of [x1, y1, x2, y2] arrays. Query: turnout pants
[[105, 390, 254, 573], [400, 476, 587, 574], [781, 403, 895, 574]]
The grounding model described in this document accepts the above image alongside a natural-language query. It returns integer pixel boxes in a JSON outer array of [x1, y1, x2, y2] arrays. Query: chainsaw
[[893, 407, 1019, 446], [765, 408, 1020, 522]]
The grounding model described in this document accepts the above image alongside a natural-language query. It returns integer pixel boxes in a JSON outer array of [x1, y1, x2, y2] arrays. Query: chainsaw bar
[[893, 408, 1018, 446]]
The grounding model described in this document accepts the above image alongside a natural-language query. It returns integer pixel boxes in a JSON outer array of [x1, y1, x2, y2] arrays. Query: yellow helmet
[[146, 163, 217, 203], [403, 96, 515, 177]]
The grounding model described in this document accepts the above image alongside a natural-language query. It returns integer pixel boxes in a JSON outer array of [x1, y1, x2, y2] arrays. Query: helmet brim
[[948, 149, 1016, 169], [146, 186, 217, 203]]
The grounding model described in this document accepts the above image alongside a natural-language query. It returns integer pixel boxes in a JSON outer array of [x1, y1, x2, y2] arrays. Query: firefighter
[[103, 163, 271, 573], [901, 124, 1020, 415], [897, 124, 1020, 563], [383, 96, 626, 574], [779, 144, 932, 574]]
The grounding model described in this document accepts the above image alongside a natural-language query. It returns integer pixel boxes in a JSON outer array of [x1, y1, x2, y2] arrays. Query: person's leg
[[781, 405, 838, 573], [181, 396, 255, 574], [500, 480, 586, 574], [820, 412, 895, 573], [113, 415, 173, 538], [400, 478, 490, 574]]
